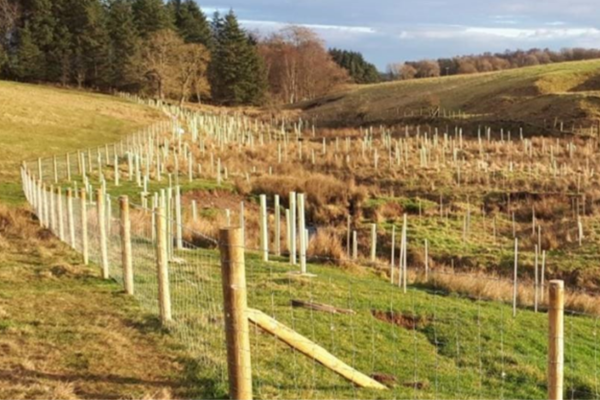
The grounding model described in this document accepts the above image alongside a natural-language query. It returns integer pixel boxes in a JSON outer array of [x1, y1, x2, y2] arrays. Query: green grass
[[0, 80, 163, 205], [299, 59, 600, 129], [123, 239, 598, 400]]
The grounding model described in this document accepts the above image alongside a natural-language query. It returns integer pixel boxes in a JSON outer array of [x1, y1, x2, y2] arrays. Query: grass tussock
[[307, 227, 346, 264]]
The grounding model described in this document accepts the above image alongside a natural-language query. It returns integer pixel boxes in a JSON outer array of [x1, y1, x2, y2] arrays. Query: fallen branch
[[291, 299, 356, 315]]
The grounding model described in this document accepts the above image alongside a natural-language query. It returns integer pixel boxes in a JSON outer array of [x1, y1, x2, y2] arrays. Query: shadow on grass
[[126, 313, 228, 399]]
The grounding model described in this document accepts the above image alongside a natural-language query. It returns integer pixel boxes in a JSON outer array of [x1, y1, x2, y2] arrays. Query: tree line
[[388, 48, 600, 80], [0, 0, 378, 106]]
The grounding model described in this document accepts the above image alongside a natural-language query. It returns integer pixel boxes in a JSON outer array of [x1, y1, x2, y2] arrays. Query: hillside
[[0, 81, 161, 205], [298, 59, 600, 130], [0, 82, 207, 398]]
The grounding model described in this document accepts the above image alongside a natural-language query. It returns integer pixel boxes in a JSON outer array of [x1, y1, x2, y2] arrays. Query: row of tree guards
[[24, 96, 586, 316], [35, 97, 600, 204], [27, 145, 556, 324]]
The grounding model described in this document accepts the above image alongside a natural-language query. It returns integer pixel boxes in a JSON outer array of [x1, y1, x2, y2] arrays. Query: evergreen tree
[[169, 0, 211, 46], [11, 22, 44, 81], [46, 22, 72, 85], [107, 0, 142, 90], [19, 0, 55, 80], [132, 0, 173, 38], [59, 0, 111, 88], [329, 48, 380, 84], [211, 11, 266, 105]]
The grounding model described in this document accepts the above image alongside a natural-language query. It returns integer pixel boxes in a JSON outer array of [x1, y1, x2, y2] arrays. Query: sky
[[200, 0, 600, 70]]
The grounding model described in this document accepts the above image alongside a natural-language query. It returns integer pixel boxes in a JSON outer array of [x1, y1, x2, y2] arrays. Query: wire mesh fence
[[22, 164, 600, 399]]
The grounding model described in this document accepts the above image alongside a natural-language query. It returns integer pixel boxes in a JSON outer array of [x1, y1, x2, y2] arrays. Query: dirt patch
[[402, 381, 430, 390], [371, 310, 430, 329]]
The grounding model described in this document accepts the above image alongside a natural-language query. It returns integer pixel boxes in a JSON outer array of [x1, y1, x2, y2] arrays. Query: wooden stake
[[548, 280, 564, 400], [66, 188, 75, 248], [120, 196, 134, 295], [56, 187, 64, 240], [175, 186, 183, 250], [219, 227, 253, 400]]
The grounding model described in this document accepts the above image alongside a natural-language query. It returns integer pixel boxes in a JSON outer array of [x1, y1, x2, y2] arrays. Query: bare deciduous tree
[[259, 25, 348, 104], [141, 29, 210, 103], [173, 42, 210, 105]]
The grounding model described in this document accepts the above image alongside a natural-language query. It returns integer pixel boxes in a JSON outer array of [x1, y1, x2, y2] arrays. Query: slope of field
[[0, 81, 209, 398], [0, 81, 161, 205], [298, 59, 600, 129]]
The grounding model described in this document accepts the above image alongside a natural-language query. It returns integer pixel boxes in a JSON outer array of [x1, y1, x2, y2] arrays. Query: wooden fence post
[[57, 187, 64, 241], [219, 227, 253, 400], [81, 189, 89, 265], [155, 205, 172, 323], [67, 188, 75, 248], [49, 185, 55, 232], [175, 186, 183, 250], [38, 181, 44, 227], [120, 196, 134, 295], [97, 189, 109, 279], [548, 280, 564, 400]]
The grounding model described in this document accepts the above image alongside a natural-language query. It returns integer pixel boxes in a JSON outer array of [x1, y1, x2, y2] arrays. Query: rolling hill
[[297, 59, 600, 130]]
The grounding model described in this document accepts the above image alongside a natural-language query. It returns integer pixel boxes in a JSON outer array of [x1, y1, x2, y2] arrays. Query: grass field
[[298, 59, 600, 129], [0, 81, 162, 205]]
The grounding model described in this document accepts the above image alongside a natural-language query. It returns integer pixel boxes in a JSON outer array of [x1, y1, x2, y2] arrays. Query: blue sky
[[200, 0, 600, 70]]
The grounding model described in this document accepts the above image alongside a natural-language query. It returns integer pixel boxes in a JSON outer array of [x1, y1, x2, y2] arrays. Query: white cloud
[[239, 19, 377, 35], [396, 24, 600, 41]]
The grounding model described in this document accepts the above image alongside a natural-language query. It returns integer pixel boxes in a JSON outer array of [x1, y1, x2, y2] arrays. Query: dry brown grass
[[307, 227, 346, 264], [391, 267, 600, 316]]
